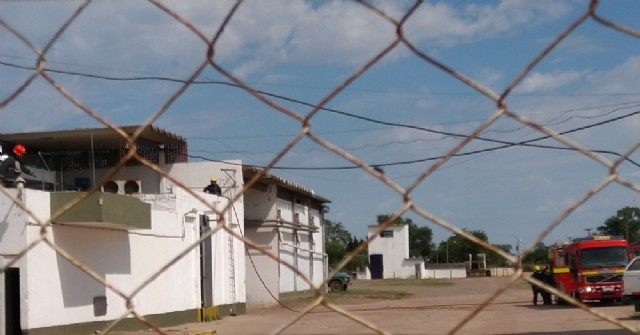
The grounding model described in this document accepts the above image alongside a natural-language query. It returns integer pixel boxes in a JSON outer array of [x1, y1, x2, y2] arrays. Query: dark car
[[329, 269, 352, 292]]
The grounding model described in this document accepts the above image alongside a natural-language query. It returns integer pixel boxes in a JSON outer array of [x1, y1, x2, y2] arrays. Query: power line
[[2, 57, 636, 141], [3, 58, 640, 169]]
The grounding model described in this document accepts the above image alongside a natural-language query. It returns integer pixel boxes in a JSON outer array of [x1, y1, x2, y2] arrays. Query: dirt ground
[[120, 276, 640, 335]]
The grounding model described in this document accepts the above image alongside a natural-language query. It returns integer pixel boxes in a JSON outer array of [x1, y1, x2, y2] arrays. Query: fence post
[[0, 255, 5, 335]]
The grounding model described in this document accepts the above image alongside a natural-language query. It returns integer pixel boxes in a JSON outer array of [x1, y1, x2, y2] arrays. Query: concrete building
[[0, 126, 246, 334], [367, 224, 423, 279], [243, 167, 330, 307]]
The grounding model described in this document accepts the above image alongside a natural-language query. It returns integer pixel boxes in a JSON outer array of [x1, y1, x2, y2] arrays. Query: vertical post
[[0, 255, 5, 335], [446, 241, 449, 264], [514, 236, 522, 262]]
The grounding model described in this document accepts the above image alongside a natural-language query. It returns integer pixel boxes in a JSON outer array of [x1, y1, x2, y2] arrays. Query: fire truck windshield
[[579, 246, 629, 268]]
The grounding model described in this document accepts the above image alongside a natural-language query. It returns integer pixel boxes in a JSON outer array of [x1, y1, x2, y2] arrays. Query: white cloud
[[404, 0, 572, 46], [585, 55, 640, 94], [516, 70, 583, 93], [1, 0, 578, 80]]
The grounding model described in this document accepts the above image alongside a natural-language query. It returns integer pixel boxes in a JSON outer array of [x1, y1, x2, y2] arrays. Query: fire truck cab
[[550, 236, 629, 303]]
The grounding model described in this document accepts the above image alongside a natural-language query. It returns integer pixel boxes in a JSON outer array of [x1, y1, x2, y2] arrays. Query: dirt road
[[123, 276, 640, 335]]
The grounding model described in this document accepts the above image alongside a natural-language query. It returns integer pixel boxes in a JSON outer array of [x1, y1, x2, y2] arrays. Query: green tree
[[522, 242, 549, 266], [485, 243, 512, 267], [436, 229, 511, 266], [323, 219, 368, 271], [438, 230, 488, 263], [324, 219, 350, 268], [596, 206, 640, 242], [376, 214, 433, 258], [345, 237, 369, 271], [324, 219, 352, 246]]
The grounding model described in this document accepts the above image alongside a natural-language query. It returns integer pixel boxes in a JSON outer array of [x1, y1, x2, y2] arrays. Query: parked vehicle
[[329, 270, 352, 292], [623, 256, 640, 311], [550, 235, 629, 304]]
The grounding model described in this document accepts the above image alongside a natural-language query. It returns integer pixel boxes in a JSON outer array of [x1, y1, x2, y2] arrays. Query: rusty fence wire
[[2, 0, 640, 334]]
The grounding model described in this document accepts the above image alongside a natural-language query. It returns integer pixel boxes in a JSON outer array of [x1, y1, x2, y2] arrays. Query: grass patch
[[367, 278, 455, 287], [280, 288, 410, 304]]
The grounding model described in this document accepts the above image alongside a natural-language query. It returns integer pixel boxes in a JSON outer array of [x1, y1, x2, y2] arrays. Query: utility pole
[[446, 242, 449, 264], [514, 236, 522, 261]]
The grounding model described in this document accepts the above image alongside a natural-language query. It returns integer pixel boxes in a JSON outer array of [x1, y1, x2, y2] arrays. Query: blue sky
[[2, 0, 640, 252]]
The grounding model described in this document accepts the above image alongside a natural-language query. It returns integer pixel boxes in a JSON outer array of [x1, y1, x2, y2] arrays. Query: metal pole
[[514, 236, 523, 262], [0, 256, 5, 335], [446, 242, 449, 264]]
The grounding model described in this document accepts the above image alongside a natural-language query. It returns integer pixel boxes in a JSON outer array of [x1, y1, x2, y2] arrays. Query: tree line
[[324, 206, 640, 271]]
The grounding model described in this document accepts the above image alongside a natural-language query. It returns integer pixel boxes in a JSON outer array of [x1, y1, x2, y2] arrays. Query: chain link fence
[[2, 0, 640, 334]]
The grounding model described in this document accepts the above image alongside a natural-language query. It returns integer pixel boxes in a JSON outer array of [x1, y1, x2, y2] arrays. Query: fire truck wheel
[[634, 302, 640, 313]]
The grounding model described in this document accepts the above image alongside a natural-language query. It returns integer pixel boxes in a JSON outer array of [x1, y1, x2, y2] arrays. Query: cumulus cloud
[[404, 0, 571, 46], [516, 70, 583, 93], [0, 0, 578, 80]]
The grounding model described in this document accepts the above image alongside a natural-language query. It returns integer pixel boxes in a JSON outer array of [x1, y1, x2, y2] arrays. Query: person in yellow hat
[[203, 177, 222, 196], [531, 265, 552, 305]]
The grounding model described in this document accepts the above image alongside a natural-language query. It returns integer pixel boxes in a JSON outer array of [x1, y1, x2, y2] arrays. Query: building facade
[[0, 126, 246, 334], [367, 224, 423, 279], [243, 167, 330, 307]]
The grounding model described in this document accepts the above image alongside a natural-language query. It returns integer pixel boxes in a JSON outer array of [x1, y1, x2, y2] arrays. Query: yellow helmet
[[534, 265, 541, 271], [210, 177, 217, 182]]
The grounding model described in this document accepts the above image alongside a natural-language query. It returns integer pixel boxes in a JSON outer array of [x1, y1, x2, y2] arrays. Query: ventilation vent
[[103, 180, 142, 195]]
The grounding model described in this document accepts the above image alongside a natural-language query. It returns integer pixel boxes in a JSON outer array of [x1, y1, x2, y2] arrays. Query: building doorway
[[369, 254, 384, 279], [5, 267, 21, 335]]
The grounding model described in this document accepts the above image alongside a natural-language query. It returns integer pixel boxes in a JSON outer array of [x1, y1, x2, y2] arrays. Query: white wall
[[1, 181, 245, 331], [244, 186, 326, 300], [310, 208, 325, 286], [279, 230, 296, 293], [244, 185, 277, 220], [368, 224, 411, 279], [244, 225, 279, 307], [0, 189, 29, 253], [422, 268, 468, 279], [60, 160, 243, 197]]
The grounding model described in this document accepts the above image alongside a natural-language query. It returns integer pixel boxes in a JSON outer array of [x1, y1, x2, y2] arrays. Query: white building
[[0, 126, 246, 334], [367, 224, 423, 279], [243, 167, 330, 307]]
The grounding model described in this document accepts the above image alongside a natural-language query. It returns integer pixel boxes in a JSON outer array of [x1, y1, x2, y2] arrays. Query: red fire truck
[[549, 235, 630, 303]]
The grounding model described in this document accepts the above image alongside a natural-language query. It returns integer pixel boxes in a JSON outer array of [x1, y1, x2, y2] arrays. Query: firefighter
[[203, 177, 222, 196], [540, 265, 554, 305], [531, 265, 553, 305], [531, 265, 544, 305], [0, 144, 35, 187]]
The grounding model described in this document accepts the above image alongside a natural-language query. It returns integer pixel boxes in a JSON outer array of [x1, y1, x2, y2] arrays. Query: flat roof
[[0, 125, 186, 152]]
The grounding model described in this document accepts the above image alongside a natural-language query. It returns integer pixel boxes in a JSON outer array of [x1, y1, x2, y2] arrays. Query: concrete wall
[[60, 160, 243, 197], [276, 197, 325, 293], [368, 224, 411, 279], [422, 268, 468, 279], [489, 267, 515, 277], [244, 184, 326, 305], [0, 164, 246, 332], [244, 225, 279, 307], [244, 185, 277, 220]]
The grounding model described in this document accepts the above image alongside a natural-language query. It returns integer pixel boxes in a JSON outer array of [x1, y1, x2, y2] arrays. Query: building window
[[380, 230, 394, 238]]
